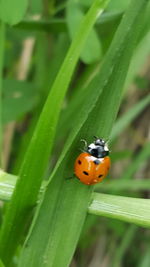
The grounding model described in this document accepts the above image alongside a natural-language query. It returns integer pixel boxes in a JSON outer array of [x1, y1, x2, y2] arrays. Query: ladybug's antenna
[[80, 139, 87, 150], [105, 138, 109, 145], [93, 135, 99, 140]]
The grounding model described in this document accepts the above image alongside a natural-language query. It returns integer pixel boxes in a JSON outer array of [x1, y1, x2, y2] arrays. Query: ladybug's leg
[[94, 159, 100, 165], [66, 173, 76, 180], [79, 148, 85, 153]]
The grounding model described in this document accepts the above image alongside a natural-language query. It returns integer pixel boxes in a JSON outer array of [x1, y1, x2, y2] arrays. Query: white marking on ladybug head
[[104, 144, 109, 151], [88, 143, 97, 149]]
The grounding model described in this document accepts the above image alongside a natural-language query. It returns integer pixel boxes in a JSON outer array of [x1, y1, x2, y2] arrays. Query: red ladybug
[[74, 137, 110, 185]]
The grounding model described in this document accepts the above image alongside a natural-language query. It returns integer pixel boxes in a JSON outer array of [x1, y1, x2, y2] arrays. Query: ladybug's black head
[[94, 138, 105, 146], [87, 137, 109, 158]]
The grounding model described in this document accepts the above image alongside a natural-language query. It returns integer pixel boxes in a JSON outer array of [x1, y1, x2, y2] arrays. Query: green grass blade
[[0, 173, 149, 203], [0, 0, 107, 264], [15, 11, 121, 33], [57, 36, 150, 141], [97, 179, 150, 192], [138, 247, 150, 267], [121, 142, 150, 180], [15, 19, 67, 33], [67, 1, 102, 64], [88, 193, 150, 228], [110, 95, 150, 141], [0, 23, 5, 166], [0, 259, 5, 267], [19, 0, 149, 266], [0, 170, 46, 202], [124, 30, 150, 90], [0, 0, 29, 25], [0, 170, 17, 201], [12, 34, 69, 174], [112, 225, 137, 267]]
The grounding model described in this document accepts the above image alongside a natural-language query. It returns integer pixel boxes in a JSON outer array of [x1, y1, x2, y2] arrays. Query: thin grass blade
[[112, 225, 138, 267], [98, 179, 150, 192], [121, 142, 150, 180], [89, 193, 150, 228], [0, 23, 5, 166], [110, 95, 150, 141]]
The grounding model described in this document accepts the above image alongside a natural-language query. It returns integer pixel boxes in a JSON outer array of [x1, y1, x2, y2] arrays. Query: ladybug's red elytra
[[74, 137, 110, 185]]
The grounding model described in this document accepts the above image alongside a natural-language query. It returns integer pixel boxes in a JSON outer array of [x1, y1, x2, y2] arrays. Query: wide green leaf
[[0, 0, 29, 25], [107, 0, 131, 12], [0, 0, 107, 264], [19, 0, 149, 266]]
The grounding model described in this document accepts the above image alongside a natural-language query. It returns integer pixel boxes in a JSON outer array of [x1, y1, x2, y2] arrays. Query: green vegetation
[[0, 0, 149, 266]]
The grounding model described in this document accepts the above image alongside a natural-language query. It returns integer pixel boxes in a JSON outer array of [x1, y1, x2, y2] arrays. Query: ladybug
[[74, 137, 110, 185]]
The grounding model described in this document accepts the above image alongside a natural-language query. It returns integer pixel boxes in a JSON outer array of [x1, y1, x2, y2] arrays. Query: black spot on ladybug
[[107, 167, 109, 170], [83, 171, 89, 176], [98, 174, 103, 178], [78, 160, 82, 165], [94, 159, 100, 165]]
